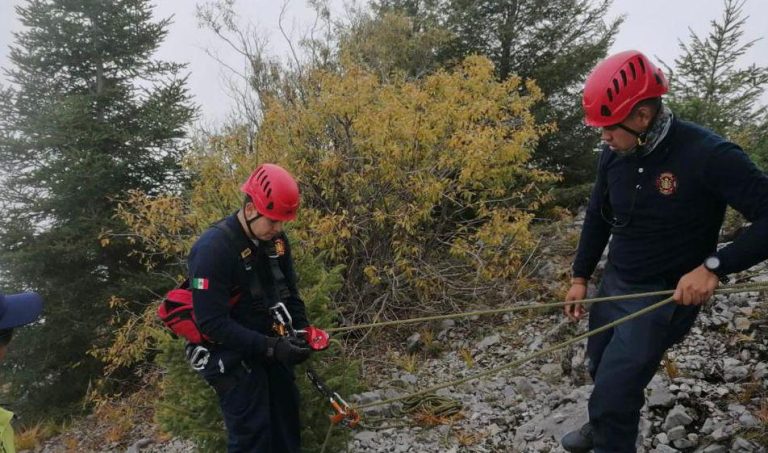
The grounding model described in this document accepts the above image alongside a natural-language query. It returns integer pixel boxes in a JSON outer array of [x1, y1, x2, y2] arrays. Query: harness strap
[[263, 240, 291, 301], [212, 219, 292, 306], [213, 220, 264, 301]]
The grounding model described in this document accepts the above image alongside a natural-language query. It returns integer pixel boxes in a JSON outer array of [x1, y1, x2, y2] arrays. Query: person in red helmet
[[187, 163, 321, 452], [562, 50, 768, 452]]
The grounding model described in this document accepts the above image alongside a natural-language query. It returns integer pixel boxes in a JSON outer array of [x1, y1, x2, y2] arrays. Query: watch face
[[705, 256, 721, 270]]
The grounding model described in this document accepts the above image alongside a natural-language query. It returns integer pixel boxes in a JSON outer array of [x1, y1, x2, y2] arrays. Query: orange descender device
[[269, 303, 360, 427]]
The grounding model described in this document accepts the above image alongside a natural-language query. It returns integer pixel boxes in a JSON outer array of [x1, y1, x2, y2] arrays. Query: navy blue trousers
[[587, 263, 699, 452], [205, 357, 301, 453]]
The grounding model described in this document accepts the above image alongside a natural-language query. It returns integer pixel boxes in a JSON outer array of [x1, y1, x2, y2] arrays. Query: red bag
[[157, 279, 240, 344], [158, 220, 262, 344]]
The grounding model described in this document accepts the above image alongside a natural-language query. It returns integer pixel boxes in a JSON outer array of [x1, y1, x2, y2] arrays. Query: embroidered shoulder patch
[[655, 172, 677, 196], [274, 238, 286, 256]]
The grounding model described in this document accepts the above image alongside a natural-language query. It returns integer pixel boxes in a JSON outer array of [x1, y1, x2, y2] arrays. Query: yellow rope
[[326, 281, 768, 334], [319, 282, 768, 434], [400, 393, 462, 418], [354, 281, 768, 411], [356, 296, 676, 411], [319, 422, 334, 453]]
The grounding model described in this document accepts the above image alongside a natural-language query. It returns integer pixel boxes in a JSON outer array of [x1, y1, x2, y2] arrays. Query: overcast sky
[[1, 0, 767, 125]]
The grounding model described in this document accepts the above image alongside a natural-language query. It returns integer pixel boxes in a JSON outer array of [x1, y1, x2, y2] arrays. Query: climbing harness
[[270, 303, 360, 428]]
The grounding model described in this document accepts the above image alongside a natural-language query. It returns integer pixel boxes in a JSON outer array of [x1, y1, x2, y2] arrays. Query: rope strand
[[355, 295, 678, 411], [327, 281, 768, 334], [318, 282, 768, 435]]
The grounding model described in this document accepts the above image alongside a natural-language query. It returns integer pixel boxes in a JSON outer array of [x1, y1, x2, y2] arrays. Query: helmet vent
[[583, 51, 668, 127], [240, 164, 299, 221]]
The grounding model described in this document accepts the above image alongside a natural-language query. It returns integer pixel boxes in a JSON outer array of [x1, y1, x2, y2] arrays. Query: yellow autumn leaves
[[121, 55, 559, 306]]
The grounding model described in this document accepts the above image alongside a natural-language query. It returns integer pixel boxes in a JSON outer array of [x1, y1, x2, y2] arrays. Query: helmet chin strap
[[243, 202, 262, 239], [616, 123, 649, 146], [616, 101, 662, 147]]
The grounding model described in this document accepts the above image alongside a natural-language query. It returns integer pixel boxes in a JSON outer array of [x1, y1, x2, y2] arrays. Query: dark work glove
[[265, 336, 311, 365]]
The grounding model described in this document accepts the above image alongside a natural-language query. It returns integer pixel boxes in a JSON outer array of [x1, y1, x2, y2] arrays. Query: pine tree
[[371, 0, 623, 187], [0, 0, 195, 418], [664, 0, 768, 166]]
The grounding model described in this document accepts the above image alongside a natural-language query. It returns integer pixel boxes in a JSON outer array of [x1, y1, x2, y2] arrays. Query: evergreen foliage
[[664, 0, 768, 169], [155, 335, 226, 453], [339, 9, 451, 80], [0, 0, 194, 419], [294, 255, 362, 452]]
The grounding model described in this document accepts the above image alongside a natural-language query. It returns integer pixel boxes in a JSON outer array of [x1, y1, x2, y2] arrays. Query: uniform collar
[[635, 106, 674, 158]]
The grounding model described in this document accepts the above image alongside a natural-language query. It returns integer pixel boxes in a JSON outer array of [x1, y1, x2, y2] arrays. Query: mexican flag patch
[[191, 278, 209, 290]]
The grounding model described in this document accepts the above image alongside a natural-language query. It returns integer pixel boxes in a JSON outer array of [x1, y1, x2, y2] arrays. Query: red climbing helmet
[[240, 164, 300, 221], [582, 50, 669, 127]]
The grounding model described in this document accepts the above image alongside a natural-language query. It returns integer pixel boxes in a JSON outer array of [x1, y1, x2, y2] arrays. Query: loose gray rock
[[476, 333, 501, 350], [648, 378, 675, 408], [663, 405, 694, 430], [126, 437, 153, 453], [354, 431, 378, 443], [655, 432, 669, 445], [406, 332, 421, 353], [731, 436, 761, 452], [342, 242, 768, 453], [672, 437, 696, 449], [666, 425, 686, 442]]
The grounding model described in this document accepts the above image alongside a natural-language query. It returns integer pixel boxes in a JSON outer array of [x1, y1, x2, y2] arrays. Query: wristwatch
[[704, 255, 720, 272], [704, 255, 728, 283]]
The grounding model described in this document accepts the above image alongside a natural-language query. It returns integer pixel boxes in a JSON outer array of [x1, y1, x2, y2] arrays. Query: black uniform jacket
[[188, 213, 308, 359], [573, 118, 768, 283]]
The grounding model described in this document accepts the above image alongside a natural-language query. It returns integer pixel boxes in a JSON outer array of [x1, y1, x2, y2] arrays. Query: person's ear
[[635, 105, 656, 129], [244, 202, 257, 218]]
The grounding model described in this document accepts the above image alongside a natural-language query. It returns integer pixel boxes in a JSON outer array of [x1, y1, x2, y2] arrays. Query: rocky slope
[[346, 245, 768, 452]]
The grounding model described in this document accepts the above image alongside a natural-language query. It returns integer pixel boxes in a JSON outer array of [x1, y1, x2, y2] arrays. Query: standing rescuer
[[188, 163, 317, 452], [561, 50, 768, 452]]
